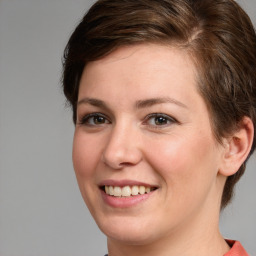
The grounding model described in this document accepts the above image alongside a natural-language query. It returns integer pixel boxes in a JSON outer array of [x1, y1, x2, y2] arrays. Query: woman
[[62, 0, 256, 255]]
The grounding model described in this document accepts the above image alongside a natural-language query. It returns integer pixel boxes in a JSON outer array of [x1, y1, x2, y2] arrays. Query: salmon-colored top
[[224, 240, 249, 256], [104, 240, 249, 256]]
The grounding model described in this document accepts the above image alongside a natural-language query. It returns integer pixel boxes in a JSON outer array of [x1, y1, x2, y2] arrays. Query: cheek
[[146, 133, 218, 189], [72, 131, 103, 213], [72, 131, 99, 180], [146, 135, 220, 219]]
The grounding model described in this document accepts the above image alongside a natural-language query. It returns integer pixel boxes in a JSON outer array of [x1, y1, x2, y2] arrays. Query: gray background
[[0, 0, 255, 255]]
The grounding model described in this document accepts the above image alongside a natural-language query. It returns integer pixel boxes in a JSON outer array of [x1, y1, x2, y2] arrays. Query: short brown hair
[[62, 0, 256, 208]]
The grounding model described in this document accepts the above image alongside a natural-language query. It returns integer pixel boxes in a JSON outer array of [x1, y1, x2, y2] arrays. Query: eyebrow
[[77, 97, 187, 110], [135, 97, 187, 109], [77, 98, 111, 111]]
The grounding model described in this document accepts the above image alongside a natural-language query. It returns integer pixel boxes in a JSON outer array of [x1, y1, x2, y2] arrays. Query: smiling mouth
[[100, 185, 157, 197]]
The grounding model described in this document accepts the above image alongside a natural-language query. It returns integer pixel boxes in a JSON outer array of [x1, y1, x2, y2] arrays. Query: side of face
[[72, 44, 228, 244]]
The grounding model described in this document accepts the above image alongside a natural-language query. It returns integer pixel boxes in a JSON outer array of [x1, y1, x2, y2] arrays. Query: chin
[[96, 215, 161, 245], [105, 229, 155, 245]]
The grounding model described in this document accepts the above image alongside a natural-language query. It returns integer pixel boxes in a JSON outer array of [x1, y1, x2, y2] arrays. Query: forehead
[[79, 43, 198, 98], [85, 43, 194, 71]]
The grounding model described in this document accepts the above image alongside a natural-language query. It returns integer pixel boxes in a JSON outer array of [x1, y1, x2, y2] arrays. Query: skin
[[72, 44, 253, 256]]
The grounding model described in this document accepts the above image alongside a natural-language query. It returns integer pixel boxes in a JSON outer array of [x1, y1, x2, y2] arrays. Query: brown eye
[[146, 113, 175, 126], [79, 113, 110, 126], [93, 116, 106, 124], [154, 116, 169, 125]]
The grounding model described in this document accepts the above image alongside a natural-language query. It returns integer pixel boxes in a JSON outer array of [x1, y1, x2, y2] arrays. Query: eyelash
[[143, 113, 177, 129], [78, 112, 177, 128], [78, 112, 110, 126]]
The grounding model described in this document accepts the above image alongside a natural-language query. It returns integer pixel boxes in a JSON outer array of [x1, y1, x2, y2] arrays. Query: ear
[[219, 116, 254, 177]]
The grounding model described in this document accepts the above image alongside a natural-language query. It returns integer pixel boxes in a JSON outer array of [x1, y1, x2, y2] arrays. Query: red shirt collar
[[224, 240, 249, 256]]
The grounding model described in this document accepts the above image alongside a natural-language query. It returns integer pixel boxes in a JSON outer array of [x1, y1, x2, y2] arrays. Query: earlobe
[[219, 116, 254, 177]]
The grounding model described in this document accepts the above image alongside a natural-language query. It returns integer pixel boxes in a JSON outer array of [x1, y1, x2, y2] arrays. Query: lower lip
[[101, 190, 155, 208]]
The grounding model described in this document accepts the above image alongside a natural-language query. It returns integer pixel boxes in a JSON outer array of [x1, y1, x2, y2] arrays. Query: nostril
[[101, 137, 143, 169]]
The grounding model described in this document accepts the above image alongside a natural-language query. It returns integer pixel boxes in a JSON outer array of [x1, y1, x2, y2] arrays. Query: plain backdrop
[[0, 0, 255, 255]]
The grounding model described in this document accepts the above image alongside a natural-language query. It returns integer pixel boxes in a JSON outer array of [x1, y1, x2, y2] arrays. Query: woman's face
[[73, 44, 226, 244]]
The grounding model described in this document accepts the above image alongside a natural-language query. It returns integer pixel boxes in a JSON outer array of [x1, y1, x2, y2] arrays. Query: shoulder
[[224, 240, 249, 256]]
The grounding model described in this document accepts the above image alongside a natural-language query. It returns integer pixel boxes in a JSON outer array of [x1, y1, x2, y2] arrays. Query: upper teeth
[[105, 185, 153, 197]]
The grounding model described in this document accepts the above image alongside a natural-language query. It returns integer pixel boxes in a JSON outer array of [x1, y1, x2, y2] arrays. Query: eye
[[79, 113, 110, 126], [144, 113, 176, 127]]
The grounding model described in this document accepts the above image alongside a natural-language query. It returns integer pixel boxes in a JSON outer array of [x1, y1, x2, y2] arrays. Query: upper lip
[[98, 179, 158, 188]]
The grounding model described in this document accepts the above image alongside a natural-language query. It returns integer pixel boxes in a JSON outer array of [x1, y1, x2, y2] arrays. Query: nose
[[102, 124, 142, 169]]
